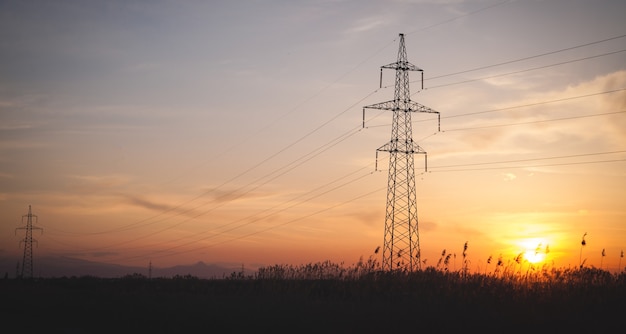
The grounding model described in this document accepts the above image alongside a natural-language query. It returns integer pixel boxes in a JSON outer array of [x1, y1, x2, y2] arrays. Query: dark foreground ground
[[2, 268, 624, 333]]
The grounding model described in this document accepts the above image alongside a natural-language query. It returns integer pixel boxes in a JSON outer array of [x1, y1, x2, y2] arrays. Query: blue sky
[[1, 0, 625, 275]]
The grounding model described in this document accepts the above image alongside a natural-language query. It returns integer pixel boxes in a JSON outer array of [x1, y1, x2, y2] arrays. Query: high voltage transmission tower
[[364, 33, 440, 271], [15, 205, 43, 278]]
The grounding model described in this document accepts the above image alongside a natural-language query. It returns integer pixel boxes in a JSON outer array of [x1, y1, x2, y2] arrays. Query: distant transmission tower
[[363, 33, 440, 271], [15, 205, 43, 278]]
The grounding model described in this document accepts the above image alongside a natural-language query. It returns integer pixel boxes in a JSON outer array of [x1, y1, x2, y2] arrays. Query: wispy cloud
[[124, 195, 179, 213], [122, 194, 200, 218], [502, 172, 516, 181], [344, 17, 385, 34], [202, 187, 273, 204]]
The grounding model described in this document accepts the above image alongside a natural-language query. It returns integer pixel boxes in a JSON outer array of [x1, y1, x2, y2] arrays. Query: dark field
[[2, 265, 624, 333]]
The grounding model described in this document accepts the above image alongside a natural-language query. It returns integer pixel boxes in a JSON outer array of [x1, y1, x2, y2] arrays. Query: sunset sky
[[1, 0, 625, 276]]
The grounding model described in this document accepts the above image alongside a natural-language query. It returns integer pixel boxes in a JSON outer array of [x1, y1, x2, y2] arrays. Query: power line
[[406, 0, 514, 35], [431, 151, 626, 169], [429, 158, 626, 173], [443, 111, 626, 132], [442, 88, 626, 120], [424, 33, 626, 81], [423, 49, 626, 90]]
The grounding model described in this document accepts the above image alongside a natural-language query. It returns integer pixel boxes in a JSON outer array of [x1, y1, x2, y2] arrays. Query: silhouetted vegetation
[[2, 256, 624, 333]]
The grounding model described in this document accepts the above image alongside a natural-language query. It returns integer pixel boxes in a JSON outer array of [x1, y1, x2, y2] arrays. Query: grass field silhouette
[[3, 250, 624, 333]]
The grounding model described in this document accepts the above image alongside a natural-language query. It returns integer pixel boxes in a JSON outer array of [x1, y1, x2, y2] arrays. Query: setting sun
[[524, 250, 546, 264], [517, 238, 550, 264]]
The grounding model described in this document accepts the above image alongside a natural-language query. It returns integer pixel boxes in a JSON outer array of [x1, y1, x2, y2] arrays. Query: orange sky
[[1, 0, 625, 276]]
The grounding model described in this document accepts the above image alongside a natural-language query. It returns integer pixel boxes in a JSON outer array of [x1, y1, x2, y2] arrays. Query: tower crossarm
[[381, 60, 422, 72], [364, 99, 438, 113], [363, 100, 440, 130], [376, 140, 426, 155], [375, 140, 428, 172]]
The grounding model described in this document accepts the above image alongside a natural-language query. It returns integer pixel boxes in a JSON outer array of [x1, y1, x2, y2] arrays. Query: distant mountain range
[[0, 255, 249, 279]]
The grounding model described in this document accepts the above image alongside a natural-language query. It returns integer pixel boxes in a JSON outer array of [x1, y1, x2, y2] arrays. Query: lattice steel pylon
[[16, 205, 43, 278], [363, 33, 439, 271]]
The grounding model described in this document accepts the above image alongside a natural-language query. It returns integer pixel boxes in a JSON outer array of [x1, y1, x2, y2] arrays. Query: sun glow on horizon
[[523, 249, 546, 264], [516, 238, 551, 264]]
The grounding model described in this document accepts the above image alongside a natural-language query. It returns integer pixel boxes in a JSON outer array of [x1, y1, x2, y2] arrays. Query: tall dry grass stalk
[[462, 241, 469, 276], [580, 232, 587, 268]]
